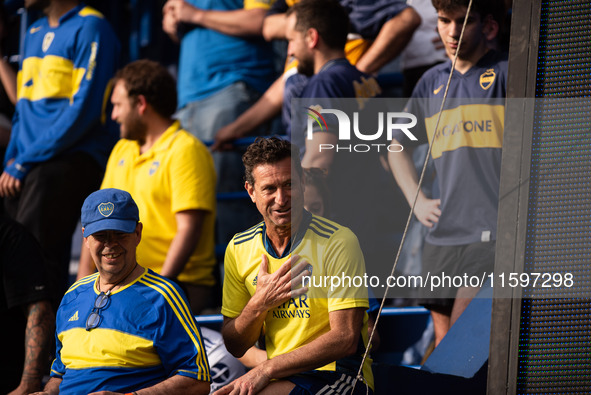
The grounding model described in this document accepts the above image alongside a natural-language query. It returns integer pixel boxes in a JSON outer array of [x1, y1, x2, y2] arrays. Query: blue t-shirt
[[177, 0, 275, 108], [393, 50, 508, 246]]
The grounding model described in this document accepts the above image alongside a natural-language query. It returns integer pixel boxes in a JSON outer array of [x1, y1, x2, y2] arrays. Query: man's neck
[[46, 0, 79, 27], [453, 44, 490, 74], [314, 49, 347, 75], [265, 213, 303, 257], [140, 118, 175, 154]]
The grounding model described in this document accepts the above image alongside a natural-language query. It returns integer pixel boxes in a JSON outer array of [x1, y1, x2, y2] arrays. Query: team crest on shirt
[[149, 161, 160, 176], [479, 69, 496, 90], [252, 275, 258, 286], [98, 202, 114, 217], [42, 32, 55, 52]]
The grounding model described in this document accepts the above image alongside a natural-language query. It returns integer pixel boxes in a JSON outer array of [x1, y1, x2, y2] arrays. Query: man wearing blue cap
[[37, 188, 211, 395]]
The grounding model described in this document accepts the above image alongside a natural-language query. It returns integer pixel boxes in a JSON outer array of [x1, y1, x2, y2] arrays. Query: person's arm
[[9, 300, 55, 395], [163, 0, 267, 37], [85, 375, 210, 395], [162, 5, 180, 43], [159, 210, 207, 279], [2, 18, 119, 182], [238, 346, 268, 369], [0, 55, 17, 105], [355, 7, 421, 74], [262, 13, 288, 41], [221, 255, 309, 357], [388, 140, 440, 227], [211, 76, 284, 151], [29, 377, 61, 395], [215, 308, 365, 395]]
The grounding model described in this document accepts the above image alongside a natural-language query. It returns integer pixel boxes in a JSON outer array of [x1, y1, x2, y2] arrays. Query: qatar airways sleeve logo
[[305, 106, 418, 153]]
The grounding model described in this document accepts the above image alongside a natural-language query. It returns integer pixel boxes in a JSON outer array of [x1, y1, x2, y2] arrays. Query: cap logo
[[98, 202, 114, 217]]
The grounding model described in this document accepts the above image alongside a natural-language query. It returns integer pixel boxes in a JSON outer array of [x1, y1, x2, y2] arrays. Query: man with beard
[[76, 60, 217, 314], [0, 0, 120, 304]]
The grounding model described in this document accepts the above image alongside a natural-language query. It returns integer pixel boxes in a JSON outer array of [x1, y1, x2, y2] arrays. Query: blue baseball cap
[[81, 189, 140, 237]]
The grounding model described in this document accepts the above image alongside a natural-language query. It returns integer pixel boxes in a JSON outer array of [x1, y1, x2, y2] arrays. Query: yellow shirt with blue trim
[[101, 121, 216, 285], [50, 268, 210, 393], [222, 211, 374, 389]]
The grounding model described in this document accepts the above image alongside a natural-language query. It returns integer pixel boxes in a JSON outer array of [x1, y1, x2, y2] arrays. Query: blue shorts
[[287, 370, 374, 395]]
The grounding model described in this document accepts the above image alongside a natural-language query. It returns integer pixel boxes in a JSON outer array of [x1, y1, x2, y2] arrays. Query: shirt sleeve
[[324, 228, 369, 312], [153, 279, 211, 382], [221, 242, 253, 318], [50, 332, 66, 378], [5, 17, 120, 180]]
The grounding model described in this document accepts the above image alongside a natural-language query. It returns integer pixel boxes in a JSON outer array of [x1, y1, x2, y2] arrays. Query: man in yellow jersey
[[217, 137, 373, 395], [77, 60, 216, 314], [37, 188, 211, 394]]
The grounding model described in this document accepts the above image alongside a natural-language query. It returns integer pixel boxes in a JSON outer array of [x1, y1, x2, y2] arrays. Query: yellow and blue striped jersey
[[50, 268, 210, 393], [222, 211, 374, 389], [4, 4, 120, 179]]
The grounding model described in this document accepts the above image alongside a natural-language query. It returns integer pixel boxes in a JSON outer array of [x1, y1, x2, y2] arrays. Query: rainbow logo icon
[[306, 107, 328, 132]]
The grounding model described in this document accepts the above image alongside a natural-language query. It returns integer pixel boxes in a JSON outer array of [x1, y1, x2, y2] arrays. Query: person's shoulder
[[73, 5, 117, 36], [484, 50, 509, 74], [135, 268, 187, 301], [168, 127, 214, 165], [174, 127, 209, 151], [77, 5, 107, 20], [410, 61, 451, 98], [308, 214, 356, 242], [108, 138, 136, 158], [231, 221, 265, 246], [26, 17, 48, 34], [63, 273, 99, 298], [419, 61, 451, 84]]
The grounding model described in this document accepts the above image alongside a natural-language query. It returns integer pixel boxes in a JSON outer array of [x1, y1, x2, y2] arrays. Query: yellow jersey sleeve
[[221, 241, 254, 318], [244, 0, 274, 10]]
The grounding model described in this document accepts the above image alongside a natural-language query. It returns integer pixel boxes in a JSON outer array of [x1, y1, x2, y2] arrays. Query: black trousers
[[5, 152, 103, 305]]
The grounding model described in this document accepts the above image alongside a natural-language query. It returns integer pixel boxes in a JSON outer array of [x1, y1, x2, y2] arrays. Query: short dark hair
[[113, 59, 177, 119], [431, 0, 505, 25], [287, 0, 349, 51], [242, 137, 303, 186]]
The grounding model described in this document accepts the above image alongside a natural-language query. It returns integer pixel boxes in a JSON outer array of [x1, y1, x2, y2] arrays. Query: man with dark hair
[[77, 59, 217, 314], [389, 0, 507, 346], [39, 188, 211, 394], [212, 0, 420, 150], [0, 0, 120, 304], [216, 136, 374, 394]]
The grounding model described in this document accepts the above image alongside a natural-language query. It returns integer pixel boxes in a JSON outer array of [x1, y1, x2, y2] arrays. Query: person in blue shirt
[[162, 0, 276, 244], [0, 0, 120, 304], [37, 188, 211, 395], [388, 0, 507, 347]]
